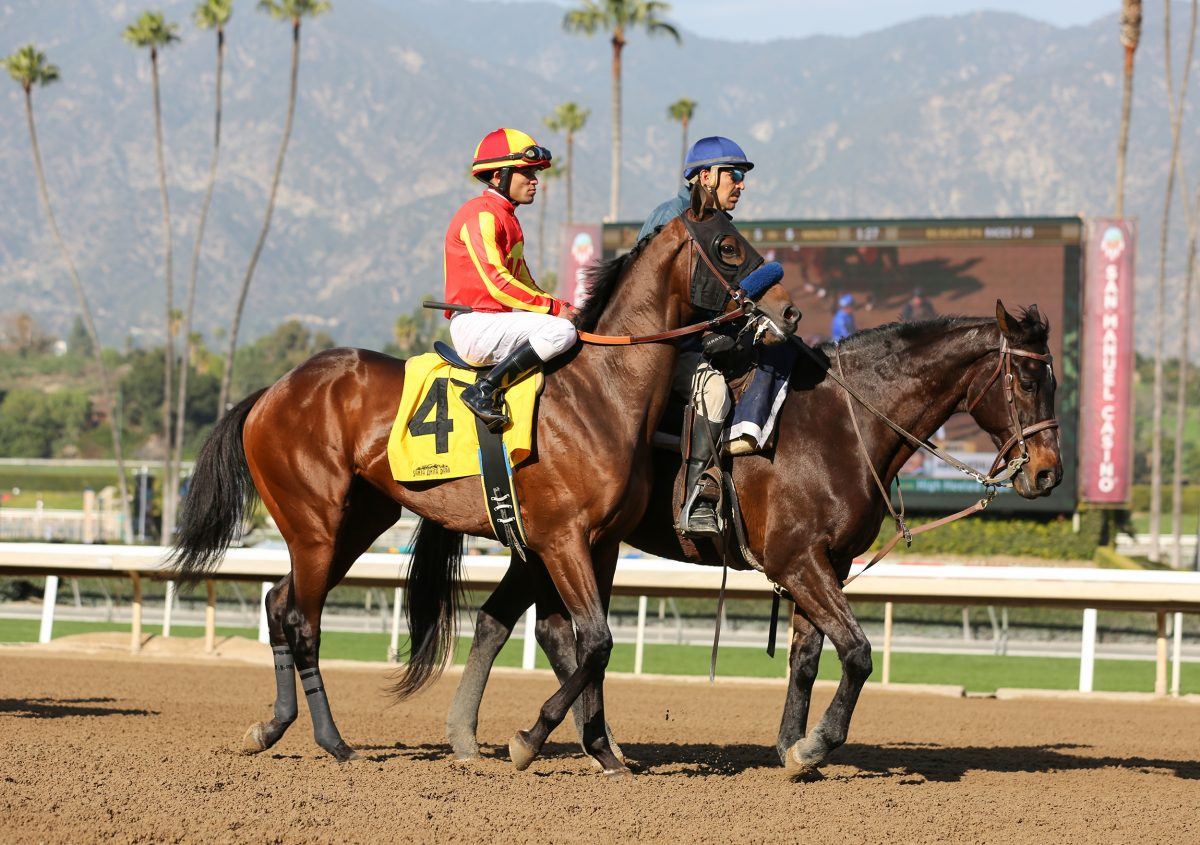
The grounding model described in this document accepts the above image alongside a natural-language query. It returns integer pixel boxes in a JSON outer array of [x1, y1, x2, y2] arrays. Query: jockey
[[444, 128, 577, 430], [639, 136, 758, 538]]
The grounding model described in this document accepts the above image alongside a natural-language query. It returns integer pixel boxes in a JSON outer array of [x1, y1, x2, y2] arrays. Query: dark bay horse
[[446, 303, 1063, 778], [168, 212, 799, 775]]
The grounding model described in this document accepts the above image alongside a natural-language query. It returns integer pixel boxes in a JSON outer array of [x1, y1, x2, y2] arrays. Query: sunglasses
[[720, 167, 747, 185], [482, 145, 552, 166]]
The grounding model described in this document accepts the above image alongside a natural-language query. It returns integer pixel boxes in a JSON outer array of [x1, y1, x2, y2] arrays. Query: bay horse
[[445, 303, 1062, 778], [168, 211, 799, 776]]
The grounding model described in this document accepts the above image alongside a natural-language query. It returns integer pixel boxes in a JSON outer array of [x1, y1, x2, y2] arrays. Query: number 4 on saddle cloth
[[387, 343, 540, 555]]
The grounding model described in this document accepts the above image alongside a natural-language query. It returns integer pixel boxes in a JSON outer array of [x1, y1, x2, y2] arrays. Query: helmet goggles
[[476, 144, 553, 170]]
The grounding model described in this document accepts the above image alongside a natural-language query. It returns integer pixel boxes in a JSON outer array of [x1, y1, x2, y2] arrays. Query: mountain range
[[1, 0, 1197, 353]]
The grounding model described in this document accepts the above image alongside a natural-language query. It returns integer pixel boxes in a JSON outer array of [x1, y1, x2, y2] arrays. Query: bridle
[[790, 333, 1061, 585], [965, 337, 1060, 482]]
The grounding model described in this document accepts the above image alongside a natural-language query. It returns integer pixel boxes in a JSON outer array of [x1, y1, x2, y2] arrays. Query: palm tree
[[174, 0, 233, 517], [1115, 0, 1143, 216], [3, 45, 133, 540], [667, 97, 696, 179], [1150, 0, 1197, 563], [124, 10, 181, 538], [563, 1, 680, 222], [218, 0, 331, 416], [543, 101, 590, 225]]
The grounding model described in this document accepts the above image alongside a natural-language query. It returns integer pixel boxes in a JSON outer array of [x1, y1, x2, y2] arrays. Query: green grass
[[0, 490, 88, 509], [1, 618, 1195, 695]]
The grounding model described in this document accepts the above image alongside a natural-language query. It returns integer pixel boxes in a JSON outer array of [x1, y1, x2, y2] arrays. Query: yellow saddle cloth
[[387, 352, 539, 482]]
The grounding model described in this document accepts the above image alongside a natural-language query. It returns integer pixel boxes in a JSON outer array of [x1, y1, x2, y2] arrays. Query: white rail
[[2, 542, 1197, 695]]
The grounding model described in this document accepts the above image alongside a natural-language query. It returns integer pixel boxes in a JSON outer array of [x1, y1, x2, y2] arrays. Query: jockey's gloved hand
[[701, 332, 736, 359]]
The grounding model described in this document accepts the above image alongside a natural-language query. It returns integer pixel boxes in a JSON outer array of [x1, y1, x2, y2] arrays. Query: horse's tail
[[389, 518, 464, 701], [167, 389, 266, 587]]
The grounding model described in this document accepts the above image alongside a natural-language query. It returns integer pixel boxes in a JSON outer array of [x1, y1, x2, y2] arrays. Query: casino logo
[[571, 232, 595, 266], [1100, 226, 1125, 262]]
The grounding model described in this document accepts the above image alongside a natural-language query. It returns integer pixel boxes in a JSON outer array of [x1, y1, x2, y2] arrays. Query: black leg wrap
[[272, 645, 298, 724], [300, 667, 351, 758]]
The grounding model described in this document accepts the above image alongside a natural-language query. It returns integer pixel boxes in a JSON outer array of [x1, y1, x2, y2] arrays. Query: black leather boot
[[460, 341, 544, 432], [679, 416, 724, 538]]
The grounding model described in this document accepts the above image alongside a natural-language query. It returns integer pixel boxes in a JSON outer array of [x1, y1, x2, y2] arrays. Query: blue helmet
[[682, 136, 754, 181]]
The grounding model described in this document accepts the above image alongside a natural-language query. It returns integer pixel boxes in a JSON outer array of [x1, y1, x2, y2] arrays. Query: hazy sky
[[503, 1, 1115, 41]]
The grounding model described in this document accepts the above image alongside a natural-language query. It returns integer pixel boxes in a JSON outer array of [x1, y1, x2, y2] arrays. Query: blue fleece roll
[[739, 261, 784, 300]]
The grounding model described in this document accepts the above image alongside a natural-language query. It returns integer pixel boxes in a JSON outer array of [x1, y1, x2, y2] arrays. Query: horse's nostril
[[1036, 469, 1055, 490], [784, 306, 801, 325]]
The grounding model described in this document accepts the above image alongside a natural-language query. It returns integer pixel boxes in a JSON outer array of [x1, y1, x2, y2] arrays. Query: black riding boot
[[460, 341, 544, 432], [679, 416, 724, 538]]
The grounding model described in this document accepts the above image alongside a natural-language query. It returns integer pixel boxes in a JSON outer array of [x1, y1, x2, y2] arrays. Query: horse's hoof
[[325, 743, 360, 763], [603, 765, 634, 781], [509, 730, 537, 771], [785, 739, 825, 781], [241, 723, 269, 755], [451, 745, 480, 762]]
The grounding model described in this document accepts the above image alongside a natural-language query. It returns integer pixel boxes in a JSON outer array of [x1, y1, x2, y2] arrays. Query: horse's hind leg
[[775, 606, 824, 765], [777, 555, 872, 779], [242, 573, 299, 754], [255, 473, 402, 762]]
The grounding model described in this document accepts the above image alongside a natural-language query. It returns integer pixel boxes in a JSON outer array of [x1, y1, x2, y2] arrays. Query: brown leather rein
[[576, 232, 763, 346]]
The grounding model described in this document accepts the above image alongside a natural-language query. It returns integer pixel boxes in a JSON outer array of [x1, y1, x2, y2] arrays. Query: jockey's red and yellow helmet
[[471, 128, 552, 181]]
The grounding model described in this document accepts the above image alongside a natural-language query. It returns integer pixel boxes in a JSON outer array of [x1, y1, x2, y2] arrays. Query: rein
[[577, 227, 762, 346], [791, 335, 1058, 586]]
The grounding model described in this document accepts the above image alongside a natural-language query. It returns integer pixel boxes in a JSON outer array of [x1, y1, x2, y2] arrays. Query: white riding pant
[[449, 310, 578, 366], [673, 351, 731, 423]]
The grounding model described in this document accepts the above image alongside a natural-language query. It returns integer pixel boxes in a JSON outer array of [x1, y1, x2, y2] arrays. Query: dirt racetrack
[[2, 647, 1198, 844]]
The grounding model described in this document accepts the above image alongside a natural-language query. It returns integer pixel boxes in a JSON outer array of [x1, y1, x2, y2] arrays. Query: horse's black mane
[[575, 226, 664, 332], [823, 307, 1049, 356]]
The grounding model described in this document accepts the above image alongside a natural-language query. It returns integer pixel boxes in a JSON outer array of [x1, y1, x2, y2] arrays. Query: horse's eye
[[1019, 379, 1037, 393], [720, 244, 736, 256]]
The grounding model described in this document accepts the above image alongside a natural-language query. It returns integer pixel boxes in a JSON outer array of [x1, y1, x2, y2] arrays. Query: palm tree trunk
[[1169, 1, 1200, 568], [608, 32, 624, 222], [1171, 230, 1196, 567], [1151, 0, 1196, 563], [174, 27, 225, 508], [150, 47, 177, 541], [679, 116, 688, 178], [219, 18, 302, 415], [23, 88, 134, 542], [1116, 46, 1137, 214], [566, 131, 574, 226]]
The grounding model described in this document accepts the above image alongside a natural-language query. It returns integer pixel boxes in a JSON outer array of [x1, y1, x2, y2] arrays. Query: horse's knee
[[842, 640, 872, 683], [578, 629, 613, 671]]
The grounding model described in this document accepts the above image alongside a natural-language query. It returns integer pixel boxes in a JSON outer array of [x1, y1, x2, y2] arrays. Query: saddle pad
[[387, 352, 539, 482]]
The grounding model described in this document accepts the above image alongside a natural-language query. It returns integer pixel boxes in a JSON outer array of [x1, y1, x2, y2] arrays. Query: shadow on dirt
[[345, 738, 1200, 781], [0, 697, 159, 719]]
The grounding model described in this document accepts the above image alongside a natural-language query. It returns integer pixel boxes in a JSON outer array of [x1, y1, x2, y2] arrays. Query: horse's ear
[[689, 182, 707, 219], [995, 299, 1020, 339], [1027, 303, 1042, 323]]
